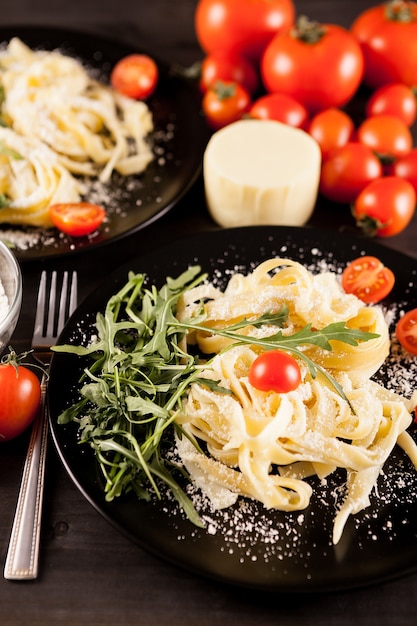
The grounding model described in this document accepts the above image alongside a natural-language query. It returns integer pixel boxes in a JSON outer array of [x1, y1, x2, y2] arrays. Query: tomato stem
[[1, 346, 47, 377], [291, 15, 327, 44], [385, 0, 416, 23], [354, 212, 387, 237], [211, 80, 238, 100]]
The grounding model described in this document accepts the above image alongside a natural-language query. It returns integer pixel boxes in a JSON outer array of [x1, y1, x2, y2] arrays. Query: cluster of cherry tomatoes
[[195, 0, 417, 239]]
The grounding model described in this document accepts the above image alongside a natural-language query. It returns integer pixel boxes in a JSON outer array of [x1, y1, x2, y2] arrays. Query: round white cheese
[[203, 119, 321, 228]]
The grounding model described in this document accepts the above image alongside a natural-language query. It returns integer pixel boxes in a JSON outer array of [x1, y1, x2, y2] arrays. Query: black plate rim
[[48, 225, 417, 593]]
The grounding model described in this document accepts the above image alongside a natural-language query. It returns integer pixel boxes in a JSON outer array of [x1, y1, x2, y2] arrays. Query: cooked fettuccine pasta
[[175, 258, 417, 544], [0, 37, 154, 227]]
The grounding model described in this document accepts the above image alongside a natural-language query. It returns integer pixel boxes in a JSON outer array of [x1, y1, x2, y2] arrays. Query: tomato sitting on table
[[195, 0, 295, 62], [200, 50, 259, 95], [307, 108, 354, 160], [351, 0, 417, 88], [341, 256, 395, 304], [319, 142, 382, 204], [261, 17, 364, 113], [389, 148, 417, 194], [0, 363, 41, 441], [110, 54, 158, 100], [49, 203, 106, 237], [249, 93, 308, 128], [352, 177, 416, 238], [202, 80, 251, 130], [365, 83, 417, 127], [396, 308, 417, 356], [357, 115, 413, 161], [248, 350, 301, 393]]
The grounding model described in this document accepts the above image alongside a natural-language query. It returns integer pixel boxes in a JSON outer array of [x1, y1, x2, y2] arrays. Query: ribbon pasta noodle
[[175, 258, 417, 544], [0, 37, 154, 227]]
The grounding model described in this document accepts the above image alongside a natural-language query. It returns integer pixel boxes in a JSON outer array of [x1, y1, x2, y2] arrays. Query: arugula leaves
[[54, 266, 379, 523]]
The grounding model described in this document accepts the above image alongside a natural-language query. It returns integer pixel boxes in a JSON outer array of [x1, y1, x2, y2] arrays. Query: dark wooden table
[[1, 1, 417, 624]]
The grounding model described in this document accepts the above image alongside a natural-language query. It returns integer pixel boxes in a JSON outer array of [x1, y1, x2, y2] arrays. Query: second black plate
[[0, 26, 209, 260]]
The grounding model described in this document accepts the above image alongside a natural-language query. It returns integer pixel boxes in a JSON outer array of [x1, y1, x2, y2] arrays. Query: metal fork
[[4, 270, 78, 580]]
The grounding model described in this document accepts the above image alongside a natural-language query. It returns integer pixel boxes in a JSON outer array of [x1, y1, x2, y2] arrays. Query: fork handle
[[4, 374, 48, 580]]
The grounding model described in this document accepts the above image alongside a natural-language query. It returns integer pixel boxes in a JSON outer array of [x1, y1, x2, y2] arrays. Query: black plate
[[0, 26, 209, 260], [48, 226, 417, 592]]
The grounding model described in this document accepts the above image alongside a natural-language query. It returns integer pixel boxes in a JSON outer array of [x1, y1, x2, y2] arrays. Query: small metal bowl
[[0, 240, 22, 355]]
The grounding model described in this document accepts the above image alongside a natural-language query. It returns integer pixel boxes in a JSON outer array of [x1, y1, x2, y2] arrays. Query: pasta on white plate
[[175, 258, 417, 544], [0, 37, 154, 227]]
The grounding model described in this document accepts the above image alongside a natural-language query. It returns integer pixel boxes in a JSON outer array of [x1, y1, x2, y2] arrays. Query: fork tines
[[34, 271, 78, 343]]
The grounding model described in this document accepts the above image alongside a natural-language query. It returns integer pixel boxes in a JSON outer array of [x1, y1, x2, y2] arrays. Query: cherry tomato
[[110, 54, 158, 100], [202, 80, 251, 130], [249, 93, 308, 128], [0, 364, 41, 441], [357, 115, 413, 162], [351, 1, 417, 89], [307, 108, 354, 160], [319, 142, 383, 204], [195, 0, 295, 62], [49, 202, 106, 237], [390, 148, 417, 194], [248, 350, 301, 393], [366, 83, 417, 127], [261, 17, 364, 113], [352, 176, 416, 237], [341, 256, 395, 304], [396, 308, 417, 355], [200, 51, 259, 95]]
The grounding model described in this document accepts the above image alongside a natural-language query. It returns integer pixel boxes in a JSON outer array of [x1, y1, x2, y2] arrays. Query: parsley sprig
[[54, 266, 379, 523]]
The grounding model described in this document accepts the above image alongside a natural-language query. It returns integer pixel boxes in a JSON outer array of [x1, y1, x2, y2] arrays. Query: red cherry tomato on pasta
[[248, 350, 301, 393], [341, 256, 395, 304], [200, 51, 259, 95], [110, 54, 158, 100], [249, 93, 308, 128], [366, 83, 417, 127], [49, 202, 106, 237], [352, 177, 416, 238], [396, 308, 417, 355], [357, 115, 413, 161], [307, 108, 354, 160], [0, 364, 41, 441], [202, 80, 251, 130]]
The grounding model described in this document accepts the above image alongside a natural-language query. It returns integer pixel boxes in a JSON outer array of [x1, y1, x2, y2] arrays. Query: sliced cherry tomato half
[[248, 350, 302, 393], [396, 308, 417, 356], [110, 54, 158, 100], [49, 202, 106, 237], [341, 256, 395, 304]]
